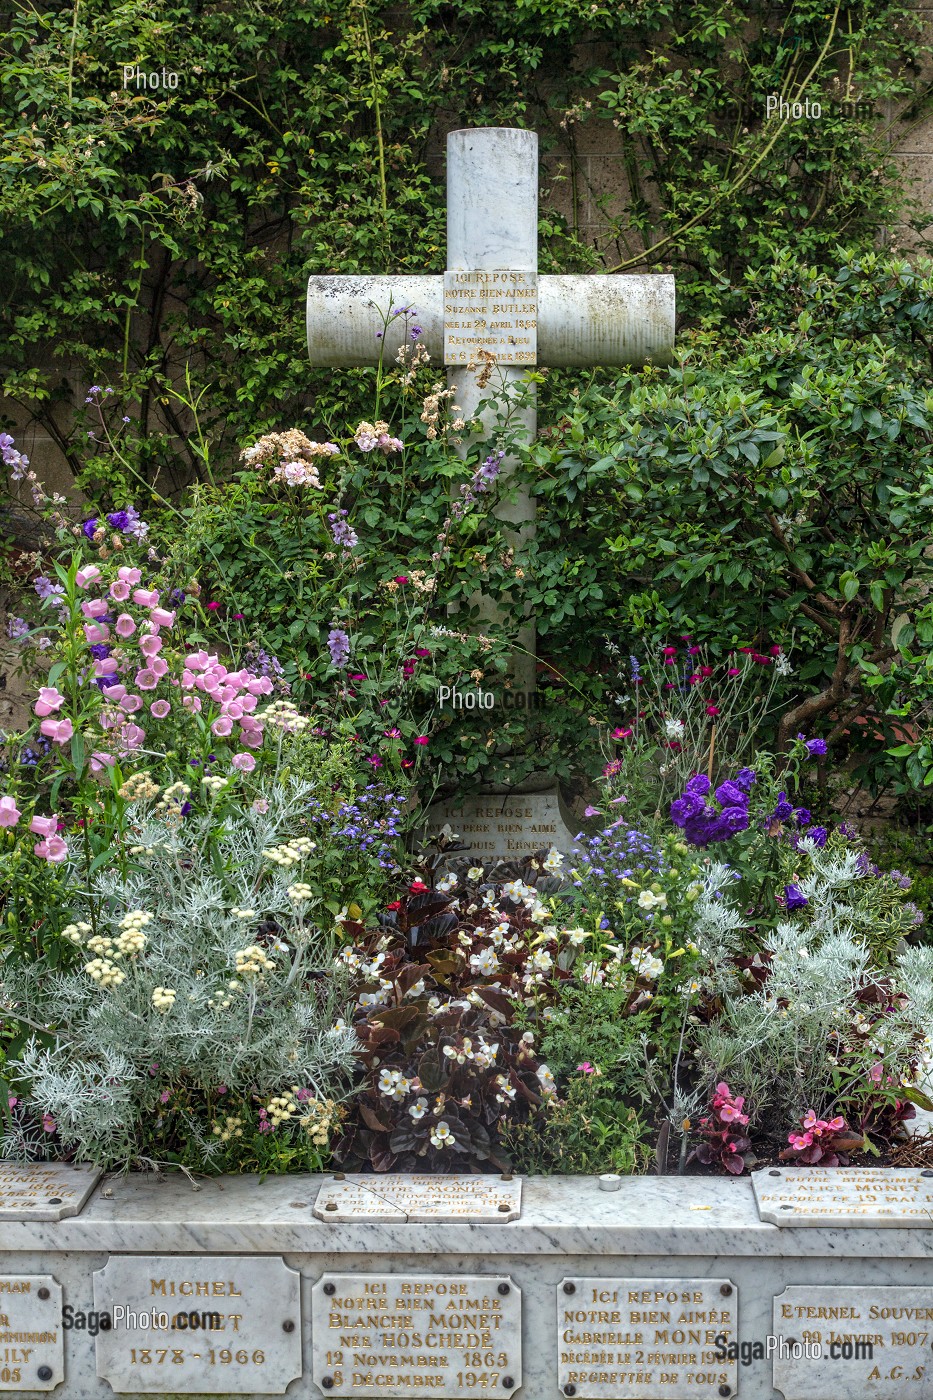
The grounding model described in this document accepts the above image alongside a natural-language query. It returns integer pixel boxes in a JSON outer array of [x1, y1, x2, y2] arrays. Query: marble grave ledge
[[2, 1172, 933, 1400]]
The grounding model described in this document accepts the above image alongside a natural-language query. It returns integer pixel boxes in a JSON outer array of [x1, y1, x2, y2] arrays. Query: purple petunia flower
[[715, 780, 747, 807], [795, 808, 811, 827], [772, 792, 794, 821], [734, 767, 757, 791], [82, 517, 99, 540], [801, 736, 827, 757], [784, 884, 809, 910], [685, 774, 711, 797], [808, 825, 828, 847]]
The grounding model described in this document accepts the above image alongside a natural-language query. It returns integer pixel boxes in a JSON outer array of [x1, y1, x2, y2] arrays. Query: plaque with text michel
[[0, 1275, 63, 1392], [753, 1167, 933, 1226], [0, 1162, 101, 1221], [314, 1174, 522, 1222], [311, 1273, 521, 1399], [773, 1286, 933, 1400], [557, 1277, 738, 1400], [93, 1255, 301, 1394]]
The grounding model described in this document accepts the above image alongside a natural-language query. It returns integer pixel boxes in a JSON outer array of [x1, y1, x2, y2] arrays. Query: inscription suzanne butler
[[93, 1255, 301, 1394], [0, 1275, 63, 1392], [556, 1277, 738, 1400], [773, 1286, 933, 1400], [311, 1274, 522, 1399], [443, 271, 537, 366]]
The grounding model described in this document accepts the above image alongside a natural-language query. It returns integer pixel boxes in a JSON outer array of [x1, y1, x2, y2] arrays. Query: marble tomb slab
[[0, 1162, 101, 1221], [314, 1174, 522, 1222], [0, 1274, 63, 1392], [443, 270, 537, 366], [93, 1253, 301, 1394], [753, 1167, 933, 1226], [556, 1276, 737, 1400], [773, 1285, 933, 1400], [310, 1272, 521, 1398]]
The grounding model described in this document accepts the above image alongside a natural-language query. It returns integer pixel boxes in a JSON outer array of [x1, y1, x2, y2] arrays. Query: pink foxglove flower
[[75, 564, 102, 587], [0, 795, 21, 828], [134, 669, 158, 691], [34, 835, 68, 863], [121, 723, 145, 747], [119, 694, 143, 713], [231, 752, 256, 772], [81, 597, 108, 618], [30, 814, 58, 838], [139, 634, 163, 656], [149, 607, 175, 628], [115, 613, 136, 638], [211, 716, 233, 737], [132, 588, 159, 607], [118, 565, 142, 585], [150, 699, 171, 718], [109, 579, 131, 601]]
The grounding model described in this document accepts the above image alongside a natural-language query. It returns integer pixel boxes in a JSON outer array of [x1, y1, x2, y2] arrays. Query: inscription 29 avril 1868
[[311, 1274, 522, 1398]]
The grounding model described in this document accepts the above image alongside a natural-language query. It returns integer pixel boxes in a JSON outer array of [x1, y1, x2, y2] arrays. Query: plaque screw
[[38, 1367, 53, 1382], [324, 1283, 336, 1296], [563, 1282, 576, 1295], [322, 1377, 334, 1390], [325, 1202, 338, 1212], [720, 1284, 733, 1297], [282, 1320, 295, 1332], [37, 1287, 50, 1301], [48, 1198, 63, 1205], [498, 1203, 511, 1213], [769, 1169, 781, 1177], [564, 1386, 577, 1397], [498, 1283, 510, 1296], [502, 1378, 513, 1389], [922, 1170, 933, 1178], [780, 1204, 794, 1210], [719, 1387, 731, 1398], [334, 1172, 346, 1181], [500, 1173, 513, 1182]]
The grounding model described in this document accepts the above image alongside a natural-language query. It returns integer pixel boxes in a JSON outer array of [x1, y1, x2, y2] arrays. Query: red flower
[[727, 667, 741, 676], [401, 758, 414, 768], [414, 648, 431, 658], [233, 612, 244, 620], [349, 673, 367, 681], [386, 900, 402, 911], [394, 576, 408, 584], [662, 645, 678, 657], [409, 879, 428, 893], [698, 665, 714, 678], [706, 704, 720, 716], [206, 600, 221, 611], [413, 735, 429, 745], [769, 645, 782, 656]]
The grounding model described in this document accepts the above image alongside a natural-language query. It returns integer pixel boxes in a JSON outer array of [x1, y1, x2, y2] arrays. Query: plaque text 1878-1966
[[93, 1255, 301, 1394], [311, 1273, 522, 1398], [557, 1277, 738, 1400]]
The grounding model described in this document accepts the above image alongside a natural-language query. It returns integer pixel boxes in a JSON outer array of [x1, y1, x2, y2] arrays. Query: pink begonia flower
[[149, 607, 175, 628], [95, 658, 119, 677], [91, 752, 116, 773], [34, 835, 68, 863], [139, 633, 163, 656], [135, 669, 158, 691], [42, 1112, 57, 1133], [117, 565, 142, 584], [240, 728, 263, 748], [40, 717, 73, 745], [252, 798, 269, 814], [231, 752, 256, 772], [869, 1062, 884, 1083], [211, 716, 233, 737], [132, 588, 160, 608], [34, 686, 65, 716], [81, 598, 108, 618], [0, 795, 22, 828], [75, 564, 102, 587], [150, 699, 171, 718], [109, 579, 131, 602], [576, 1062, 596, 1074], [149, 657, 168, 677], [121, 723, 145, 747], [115, 613, 136, 638], [119, 694, 143, 713], [84, 623, 110, 644], [182, 695, 203, 713], [30, 814, 58, 838]]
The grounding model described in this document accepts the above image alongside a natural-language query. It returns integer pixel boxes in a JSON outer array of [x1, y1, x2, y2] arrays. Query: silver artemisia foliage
[[1, 779, 357, 1167], [691, 846, 933, 1125]]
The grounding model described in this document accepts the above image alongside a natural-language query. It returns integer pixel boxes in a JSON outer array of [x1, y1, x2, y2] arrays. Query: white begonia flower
[[430, 1121, 454, 1148], [358, 991, 384, 1009], [470, 946, 499, 975], [437, 873, 458, 893], [409, 1097, 429, 1120], [532, 948, 554, 972], [467, 866, 485, 881], [536, 1064, 557, 1096], [543, 847, 564, 872]]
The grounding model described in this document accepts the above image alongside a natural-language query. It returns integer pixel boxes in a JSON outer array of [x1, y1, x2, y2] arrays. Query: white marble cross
[[307, 127, 675, 687]]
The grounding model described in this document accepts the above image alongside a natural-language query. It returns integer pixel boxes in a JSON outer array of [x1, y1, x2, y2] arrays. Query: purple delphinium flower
[[34, 575, 64, 602], [327, 628, 351, 668], [82, 517, 99, 540], [685, 774, 711, 797], [772, 792, 794, 821], [734, 767, 757, 791], [106, 509, 130, 532], [715, 780, 746, 806], [800, 736, 827, 757], [795, 808, 811, 827], [1, 432, 29, 481], [477, 449, 505, 483], [784, 884, 809, 910], [808, 825, 828, 848], [7, 616, 29, 641]]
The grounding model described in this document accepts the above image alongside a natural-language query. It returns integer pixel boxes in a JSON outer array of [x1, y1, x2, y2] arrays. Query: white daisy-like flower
[[664, 717, 685, 740]]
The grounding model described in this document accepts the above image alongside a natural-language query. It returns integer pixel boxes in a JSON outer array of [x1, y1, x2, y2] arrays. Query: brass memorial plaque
[[556, 1277, 738, 1400], [0, 1275, 63, 1392], [311, 1273, 522, 1398], [93, 1254, 301, 1393]]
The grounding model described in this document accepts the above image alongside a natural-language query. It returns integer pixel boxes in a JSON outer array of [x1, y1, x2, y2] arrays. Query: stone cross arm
[[307, 272, 675, 369]]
